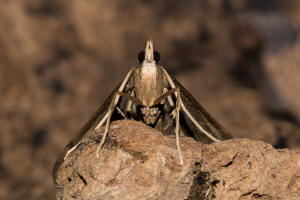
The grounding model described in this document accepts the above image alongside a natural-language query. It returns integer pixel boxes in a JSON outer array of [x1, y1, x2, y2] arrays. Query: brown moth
[[53, 40, 232, 184]]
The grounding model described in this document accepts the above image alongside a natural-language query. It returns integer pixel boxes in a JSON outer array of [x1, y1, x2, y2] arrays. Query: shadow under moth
[[53, 40, 232, 184]]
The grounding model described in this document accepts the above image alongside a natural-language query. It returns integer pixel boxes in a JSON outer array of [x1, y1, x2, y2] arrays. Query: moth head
[[140, 106, 161, 124], [138, 40, 160, 65]]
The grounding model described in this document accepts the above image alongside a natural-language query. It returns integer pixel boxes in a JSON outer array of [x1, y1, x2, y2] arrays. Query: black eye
[[138, 51, 145, 63], [154, 51, 160, 63]]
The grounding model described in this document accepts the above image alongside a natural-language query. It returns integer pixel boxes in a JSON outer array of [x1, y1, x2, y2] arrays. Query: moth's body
[[133, 41, 165, 124], [53, 40, 232, 186], [134, 67, 162, 124], [134, 65, 161, 106]]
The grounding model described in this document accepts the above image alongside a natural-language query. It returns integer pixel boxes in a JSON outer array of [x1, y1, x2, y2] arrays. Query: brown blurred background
[[0, 0, 299, 199]]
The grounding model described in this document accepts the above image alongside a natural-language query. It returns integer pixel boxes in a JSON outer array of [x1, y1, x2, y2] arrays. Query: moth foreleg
[[95, 69, 133, 129], [95, 69, 133, 158], [164, 88, 175, 107], [115, 92, 143, 106], [96, 91, 143, 157], [96, 92, 120, 158], [152, 88, 179, 106]]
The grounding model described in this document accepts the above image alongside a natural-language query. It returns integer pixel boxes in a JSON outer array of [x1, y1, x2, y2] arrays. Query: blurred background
[[0, 0, 299, 199]]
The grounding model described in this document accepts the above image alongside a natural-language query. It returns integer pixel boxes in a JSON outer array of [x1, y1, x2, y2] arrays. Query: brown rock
[[55, 120, 300, 200]]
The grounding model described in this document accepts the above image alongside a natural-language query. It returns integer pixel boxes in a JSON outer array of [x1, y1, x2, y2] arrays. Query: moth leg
[[161, 68, 221, 142], [116, 107, 126, 118], [96, 93, 119, 158], [95, 69, 134, 158], [96, 91, 143, 158], [174, 89, 183, 165], [164, 88, 175, 107], [152, 88, 179, 106], [63, 143, 80, 160], [126, 90, 135, 112], [95, 69, 133, 130], [169, 108, 177, 119], [153, 87, 183, 165], [95, 112, 109, 130], [62, 112, 108, 161], [115, 92, 143, 106]]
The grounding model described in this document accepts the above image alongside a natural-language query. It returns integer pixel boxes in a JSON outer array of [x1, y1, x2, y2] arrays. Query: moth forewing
[[52, 85, 116, 183], [161, 67, 232, 143], [53, 70, 134, 183]]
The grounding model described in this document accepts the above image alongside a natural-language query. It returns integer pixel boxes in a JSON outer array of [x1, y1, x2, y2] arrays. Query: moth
[[53, 40, 232, 182]]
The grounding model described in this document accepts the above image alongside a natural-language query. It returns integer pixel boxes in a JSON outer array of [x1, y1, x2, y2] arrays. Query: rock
[[54, 120, 300, 200]]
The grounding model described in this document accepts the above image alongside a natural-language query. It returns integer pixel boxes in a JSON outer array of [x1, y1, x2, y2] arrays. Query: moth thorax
[[134, 65, 163, 106], [141, 64, 157, 78]]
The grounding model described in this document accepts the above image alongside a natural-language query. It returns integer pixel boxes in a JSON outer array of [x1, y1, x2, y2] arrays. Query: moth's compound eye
[[154, 51, 160, 63], [138, 51, 145, 63]]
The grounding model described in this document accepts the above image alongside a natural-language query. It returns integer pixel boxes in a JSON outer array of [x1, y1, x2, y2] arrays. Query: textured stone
[[55, 120, 300, 200]]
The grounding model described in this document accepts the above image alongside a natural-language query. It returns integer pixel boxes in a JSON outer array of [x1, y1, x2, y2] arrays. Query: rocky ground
[[0, 0, 299, 199], [55, 120, 300, 200]]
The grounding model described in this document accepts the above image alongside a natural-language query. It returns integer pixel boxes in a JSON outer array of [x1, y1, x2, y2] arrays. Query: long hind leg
[[152, 87, 183, 165]]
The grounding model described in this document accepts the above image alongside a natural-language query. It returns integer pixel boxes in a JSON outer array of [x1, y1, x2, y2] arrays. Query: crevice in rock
[[240, 188, 256, 197], [222, 152, 238, 167], [251, 193, 273, 199], [223, 160, 233, 167], [77, 173, 87, 186]]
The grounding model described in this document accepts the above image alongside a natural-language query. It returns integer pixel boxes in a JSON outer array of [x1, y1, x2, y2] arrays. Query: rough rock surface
[[55, 120, 300, 200]]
